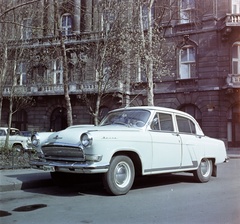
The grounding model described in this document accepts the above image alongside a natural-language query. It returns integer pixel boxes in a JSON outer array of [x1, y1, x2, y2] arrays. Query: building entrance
[[50, 107, 67, 131]]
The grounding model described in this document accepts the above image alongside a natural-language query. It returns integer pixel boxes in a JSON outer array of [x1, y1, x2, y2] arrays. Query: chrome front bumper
[[30, 159, 109, 174]]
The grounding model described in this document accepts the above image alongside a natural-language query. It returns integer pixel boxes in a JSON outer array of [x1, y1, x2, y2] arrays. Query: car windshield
[[100, 109, 151, 128]]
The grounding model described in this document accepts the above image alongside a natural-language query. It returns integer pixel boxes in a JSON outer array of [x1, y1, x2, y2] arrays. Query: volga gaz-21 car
[[0, 127, 32, 151], [30, 106, 228, 195]]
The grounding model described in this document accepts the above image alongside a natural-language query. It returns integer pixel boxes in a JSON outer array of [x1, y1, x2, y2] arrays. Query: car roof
[[0, 127, 19, 131], [110, 106, 192, 117]]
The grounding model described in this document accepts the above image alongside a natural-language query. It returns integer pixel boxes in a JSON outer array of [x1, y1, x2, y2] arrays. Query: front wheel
[[103, 156, 135, 196], [193, 158, 213, 183], [13, 144, 23, 152]]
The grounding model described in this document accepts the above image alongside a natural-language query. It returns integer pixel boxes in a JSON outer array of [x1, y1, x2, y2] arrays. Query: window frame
[[141, 3, 155, 30], [47, 59, 63, 85], [150, 112, 174, 132], [22, 18, 32, 40], [232, 42, 240, 74], [16, 62, 27, 86], [179, 45, 196, 79], [61, 14, 72, 36], [232, 0, 240, 14], [179, 0, 196, 24]]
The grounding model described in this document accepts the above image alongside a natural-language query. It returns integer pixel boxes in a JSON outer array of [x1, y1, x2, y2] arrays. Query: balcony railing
[[2, 81, 124, 96], [7, 31, 104, 48], [226, 74, 240, 88], [225, 14, 240, 26]]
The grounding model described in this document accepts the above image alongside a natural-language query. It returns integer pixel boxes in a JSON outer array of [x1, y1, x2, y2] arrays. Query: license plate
[[43, 165, 55, 172]]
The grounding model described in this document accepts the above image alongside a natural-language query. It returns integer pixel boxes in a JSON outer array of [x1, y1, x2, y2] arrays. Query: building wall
[[0, 0, 239, 147]]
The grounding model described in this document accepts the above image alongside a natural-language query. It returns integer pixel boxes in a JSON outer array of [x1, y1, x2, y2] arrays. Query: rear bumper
[[224, 156, 230, 163], [29, 159, 109, 174]]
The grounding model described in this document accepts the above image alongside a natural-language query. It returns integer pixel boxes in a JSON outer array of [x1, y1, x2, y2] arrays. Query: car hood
[[44, 124, 142, 146]]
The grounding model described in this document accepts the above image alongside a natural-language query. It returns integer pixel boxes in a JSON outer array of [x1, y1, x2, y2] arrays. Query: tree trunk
[[55, 1, 73, 127], [61, 40, 73, 127], [4, 61, 16, 149], [0, 42, 8, 126], [146, 0, 154, 106]]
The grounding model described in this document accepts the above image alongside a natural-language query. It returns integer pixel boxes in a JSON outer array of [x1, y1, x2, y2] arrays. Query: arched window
[[179, 45, 196, 79], [61, 14, 72, 35], [12, 109, 28, 130], [232, 42, 240, 74]]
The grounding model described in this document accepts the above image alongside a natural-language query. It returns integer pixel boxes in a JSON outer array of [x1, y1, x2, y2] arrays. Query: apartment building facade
[[1, 0, 240, 147]]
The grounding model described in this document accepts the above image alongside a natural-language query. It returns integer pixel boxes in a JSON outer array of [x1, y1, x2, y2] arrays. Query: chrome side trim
[[144, 161, 198, 173]]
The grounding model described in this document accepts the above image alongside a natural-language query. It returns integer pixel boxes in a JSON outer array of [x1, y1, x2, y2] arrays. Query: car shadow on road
[[23, 172, 196, 197]]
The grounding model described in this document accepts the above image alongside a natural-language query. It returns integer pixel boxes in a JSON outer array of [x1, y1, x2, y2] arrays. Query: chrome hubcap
[[200, 159, 210, 177], [114, 162, 130, 187]]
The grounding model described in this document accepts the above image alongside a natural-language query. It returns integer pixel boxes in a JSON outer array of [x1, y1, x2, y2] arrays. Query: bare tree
[[54, 0, 73, 127], [0, 0, 38, 147], [78, 0, 132, 125]]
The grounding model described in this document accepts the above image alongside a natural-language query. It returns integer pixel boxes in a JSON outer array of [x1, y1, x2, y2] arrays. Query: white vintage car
[[0, 127, 32, 151], [30, 106, 228, 195]]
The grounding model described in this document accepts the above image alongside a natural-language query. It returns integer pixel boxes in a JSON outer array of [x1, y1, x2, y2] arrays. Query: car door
[[176, 115, 202, 169], [148, 112, 182, 174], [8, 129, 21, 148], [0, 129, 6, 147]]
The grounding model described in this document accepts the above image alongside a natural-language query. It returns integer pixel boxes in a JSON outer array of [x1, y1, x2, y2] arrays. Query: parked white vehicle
[[30, 106, 228, 195], [0, 127, 32, 151]]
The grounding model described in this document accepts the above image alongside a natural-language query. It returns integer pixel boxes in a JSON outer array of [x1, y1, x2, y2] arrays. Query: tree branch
[[0, 0, 41, 19]]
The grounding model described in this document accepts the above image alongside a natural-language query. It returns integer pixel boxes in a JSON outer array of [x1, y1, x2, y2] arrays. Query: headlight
[[81, 133, 92, 147], [31, 134, 39, 146]]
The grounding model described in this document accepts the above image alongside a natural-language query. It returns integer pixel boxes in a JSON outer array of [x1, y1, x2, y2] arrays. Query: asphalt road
[[0, 159, 239, 224]]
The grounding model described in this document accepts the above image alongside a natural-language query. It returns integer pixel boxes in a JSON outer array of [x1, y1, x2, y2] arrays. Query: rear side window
[[176, 116, 196, 134], [151, 113, 174, 132], [0, 130, 6, 136]]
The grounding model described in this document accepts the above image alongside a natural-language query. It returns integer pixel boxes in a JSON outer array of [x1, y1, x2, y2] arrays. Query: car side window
[[176, 115, 196, 134], [0, 130, 6, 136], [151, 113, 174, 132]]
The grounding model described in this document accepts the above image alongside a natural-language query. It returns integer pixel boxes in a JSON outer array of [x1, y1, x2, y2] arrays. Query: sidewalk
[[0, 149, 239, 192]]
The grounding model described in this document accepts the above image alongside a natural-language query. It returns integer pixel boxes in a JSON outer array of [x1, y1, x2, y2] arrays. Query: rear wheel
[[193, 158, 213, 183], [103, 156, 135, 196]]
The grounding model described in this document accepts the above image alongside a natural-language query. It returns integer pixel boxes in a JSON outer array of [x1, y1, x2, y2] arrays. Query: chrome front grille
[[42, 145, 85, 162]]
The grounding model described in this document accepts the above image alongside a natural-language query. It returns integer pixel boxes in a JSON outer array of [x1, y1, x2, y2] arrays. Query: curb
[[0, 170, 52, 192]]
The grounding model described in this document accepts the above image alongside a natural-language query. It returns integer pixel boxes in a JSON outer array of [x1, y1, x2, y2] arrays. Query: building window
[[62, 14, 72, 35], [179, 46, 196, 79], [180, 0, 195, 24], [22, 18, 32, 39], [32, 65, 46, 84], [232, 0, 240, 14], [17, 62, 27, 86], [102, 10, 115, 32], [47, 59, 63, 85], [232, 42, 240, 74], [141, 3, 154, 30]]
